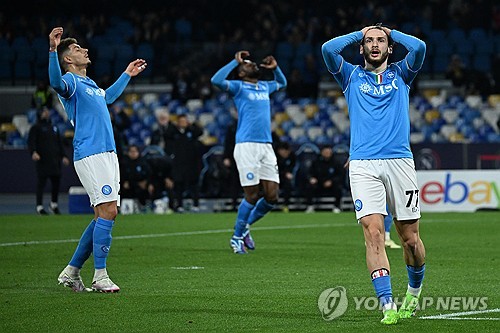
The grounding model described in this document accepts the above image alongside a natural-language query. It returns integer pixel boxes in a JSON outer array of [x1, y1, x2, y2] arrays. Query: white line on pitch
[[0, 223, 352, 247], [419, 308, 500, 320]]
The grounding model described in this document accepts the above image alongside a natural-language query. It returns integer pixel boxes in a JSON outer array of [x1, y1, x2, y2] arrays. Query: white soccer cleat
[[305, 205, 315, 213], [58, 268, 91, 292], [385, 238, 402, 249], [92, 275, 120, 293]]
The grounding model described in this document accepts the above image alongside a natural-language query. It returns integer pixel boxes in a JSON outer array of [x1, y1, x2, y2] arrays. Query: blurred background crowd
[[1, 0, 500, 213]]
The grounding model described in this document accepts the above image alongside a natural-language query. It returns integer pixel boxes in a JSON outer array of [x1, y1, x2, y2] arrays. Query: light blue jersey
[[49, 52, 130, 161], [211, 59, 287, 143], [322, 30, 426, 160]]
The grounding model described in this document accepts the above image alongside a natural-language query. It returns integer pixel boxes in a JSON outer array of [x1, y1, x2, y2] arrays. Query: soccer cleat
[[230, 236, 247, 254], [50, 207, 61, 215], [242, 229, 255, 250], [305, 205, 315, 213], [332, 206, 341, 213], [380, 309, 398, 325], [385, 239, 402, 249], [398, 291, 421, 319], [58, 269, 90, 292], [92, 275, 120, 293], [37, 206, 48, 215]]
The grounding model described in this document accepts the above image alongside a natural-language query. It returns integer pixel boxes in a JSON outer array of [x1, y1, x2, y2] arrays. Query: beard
[[245, 68, 260, 79], [363, 48, 390, 68]]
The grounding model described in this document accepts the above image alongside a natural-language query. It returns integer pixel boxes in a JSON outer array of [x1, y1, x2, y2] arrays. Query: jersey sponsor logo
[[85, 87, 105, 97], [354, 199, 363, 211], [359, 78, 398, 95], [246, 172, 255, 180], [95, 88, 105, 97], [85, 87, 94, 96], [102, 185, 112, 195], [248, 92, 269, 101]]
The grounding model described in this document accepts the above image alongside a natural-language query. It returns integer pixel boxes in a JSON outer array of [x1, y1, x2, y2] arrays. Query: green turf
[[0, 212, 499, 332]]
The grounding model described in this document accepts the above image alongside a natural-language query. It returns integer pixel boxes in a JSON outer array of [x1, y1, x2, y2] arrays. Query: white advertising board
[[417, 170, 500, 212]]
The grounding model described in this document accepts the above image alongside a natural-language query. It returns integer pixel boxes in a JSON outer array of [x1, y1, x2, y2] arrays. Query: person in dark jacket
[[304, 146, 345, 213], [166, 114, 203, 212], [275, 141, 296, 212], [120, 144, 151, 209], [144, 146, 175, 214], [222, 116, 241, 211], [28, 106, 69, 214]]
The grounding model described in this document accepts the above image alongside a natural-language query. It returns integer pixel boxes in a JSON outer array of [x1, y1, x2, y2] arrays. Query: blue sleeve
[[391, 30, 426, 72], [274, 66, 287, 89], [48, 52, 70, 97], [105, 72, 131, 104], [267, 65, 287, 94], [211, 59, 241, 94], [321, 31, 362, 74]]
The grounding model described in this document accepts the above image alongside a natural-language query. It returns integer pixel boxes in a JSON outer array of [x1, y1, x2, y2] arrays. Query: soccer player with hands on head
[[322, 23, 426, 324], [48, 26, 146, 293], [211, 50, 286, 254]]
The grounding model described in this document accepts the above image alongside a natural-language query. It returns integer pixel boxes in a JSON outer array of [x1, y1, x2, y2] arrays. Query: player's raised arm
[[105, 59, 147, 104], [391, 30, 426, 71], [321, 31, 363, 74], [260, 55, 287, 89], [48, 27, 67, 95], [210, 51, 245, 90]]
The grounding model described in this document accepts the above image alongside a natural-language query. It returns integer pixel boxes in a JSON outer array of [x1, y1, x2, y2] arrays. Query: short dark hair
[[57, 37, 77, 71], [361, 24, 394, 46]]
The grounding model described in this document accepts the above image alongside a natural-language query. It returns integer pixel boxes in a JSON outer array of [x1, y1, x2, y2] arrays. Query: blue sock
[[384, 213, 393, 233], [247, 198, 274, 225], [69, 219, 96, 269], [407, 264, 425, 288], [233, 199, 254, 237], [371, 268, 393, 307], [93, 217, 114, 269]]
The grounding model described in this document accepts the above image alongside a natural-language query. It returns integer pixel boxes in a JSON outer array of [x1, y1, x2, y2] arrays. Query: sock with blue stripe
[[233, 199, 254, 237], [406, 264, 425, 296], [371, 268, 394, 307], [93, 217, 114, 269], [247, 198, 274, 225], [69, 219, 96, 269]]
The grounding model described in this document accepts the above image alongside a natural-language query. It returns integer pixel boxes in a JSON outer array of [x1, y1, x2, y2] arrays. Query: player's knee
[[264, 192, 279, 204], [245, 192, 260, 204], [401, 233, 420, 250], [99, 203, 118, 220]]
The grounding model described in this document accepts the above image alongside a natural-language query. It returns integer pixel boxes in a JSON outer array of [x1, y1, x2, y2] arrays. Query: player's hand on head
[[126, 59, 147, 77], [361, 25, 377, 36], [235, 50, 250, 63], [260, 55, 277, 69]]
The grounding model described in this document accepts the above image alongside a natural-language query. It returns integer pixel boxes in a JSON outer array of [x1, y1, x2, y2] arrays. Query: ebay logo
[[420, 173, 500, 206]]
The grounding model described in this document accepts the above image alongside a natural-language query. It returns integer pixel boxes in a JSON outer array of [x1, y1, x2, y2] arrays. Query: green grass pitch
[[0, 211, 499, 332]]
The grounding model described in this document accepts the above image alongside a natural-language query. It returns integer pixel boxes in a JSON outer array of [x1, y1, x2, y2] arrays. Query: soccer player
[[211, 50, 287, 254], [322, 24, 426, 324], [48, 27, 147, 292]]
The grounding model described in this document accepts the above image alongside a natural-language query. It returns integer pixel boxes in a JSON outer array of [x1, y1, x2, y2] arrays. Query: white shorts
[[74, 151, 120, 207], [234, 142, 280, 187], [349, 158, 421, 221]]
